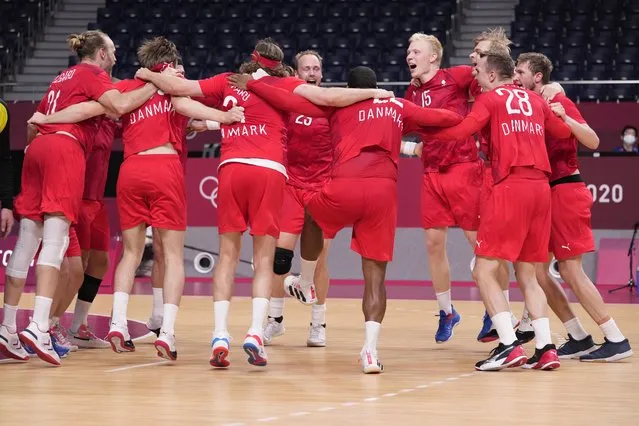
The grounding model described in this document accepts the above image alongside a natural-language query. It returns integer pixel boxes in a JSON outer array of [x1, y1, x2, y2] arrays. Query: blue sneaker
[[579, 338, 632, 362], [477, 311, 499, 343], [23, 335, 69, 359], [435, 306, 461, 343]]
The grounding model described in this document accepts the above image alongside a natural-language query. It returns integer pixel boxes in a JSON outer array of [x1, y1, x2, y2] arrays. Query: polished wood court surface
[[1, 294, 637, 426]]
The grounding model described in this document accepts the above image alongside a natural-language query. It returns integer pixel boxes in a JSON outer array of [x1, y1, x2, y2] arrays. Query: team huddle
[[0, 27, 632, 373]]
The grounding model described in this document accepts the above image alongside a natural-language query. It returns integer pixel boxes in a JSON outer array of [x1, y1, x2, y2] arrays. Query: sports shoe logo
[[561, 243, 571, 251], [199, 176, 219, 208], [476, 240, 484, 248]]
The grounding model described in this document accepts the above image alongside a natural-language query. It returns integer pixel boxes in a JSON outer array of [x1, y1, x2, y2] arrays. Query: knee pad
[[6, 219, 43, 279], [273, 247, 294, 275], [36, 216, 70, 270]]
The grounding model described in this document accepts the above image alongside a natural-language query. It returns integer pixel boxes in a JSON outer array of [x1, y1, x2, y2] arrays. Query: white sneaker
[[284, 275, 318, 305], [49, 322, 78, 352], [210, 333, 231, 368], [307, 323, 326, 347], [360, 348, 383, 374], [243, 334, 268, 366], [69, 324, 110, 349], [0, 325, 29, 361], [154, 331, 177, 361], [264, 317, 285, 345], [106, 323, 135, 353], [18, 321, 61, 366]]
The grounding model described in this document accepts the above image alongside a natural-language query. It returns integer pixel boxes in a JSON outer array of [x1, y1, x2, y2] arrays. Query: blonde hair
[[473, 27, 512, 52], [137, 37, 180, 69], [239, 38, 288, 77], [294, 50, 323, 69], [67, 30, 108, 59], [408, 33, 443, 64]]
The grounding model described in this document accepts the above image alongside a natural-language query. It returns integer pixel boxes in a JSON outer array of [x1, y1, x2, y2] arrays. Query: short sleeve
[[85, 69, 116, 100], [556, 94, 586, 124], [198, 73, 228, 100], [447, 66, 474, 90], [273, 76, 306, 92]]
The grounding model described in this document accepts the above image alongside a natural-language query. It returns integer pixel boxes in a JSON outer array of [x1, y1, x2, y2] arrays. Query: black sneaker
[[557, 334, 597, 359], [516, 329, 535, 344], [579, 338, 633, 362], [475, 342, 528, 371], [522, 344, 560, 370]]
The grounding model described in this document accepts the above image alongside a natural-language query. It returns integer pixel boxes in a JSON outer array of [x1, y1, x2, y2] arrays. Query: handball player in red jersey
[[514, 53, 632, 362], [136, 38, 393, 368], [35, 37, 244, 361], [241, 65, 463, 372], [264, 50, 334, 348], [426, 50, 573, 371], [0, 30, 158, 365]]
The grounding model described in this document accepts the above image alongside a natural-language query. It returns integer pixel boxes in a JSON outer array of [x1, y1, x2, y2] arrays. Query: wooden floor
[[1, 294, 637, 426]]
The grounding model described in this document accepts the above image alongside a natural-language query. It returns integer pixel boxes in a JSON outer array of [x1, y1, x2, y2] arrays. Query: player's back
[[544, 94, 583, 182], [481, 84, 552, 183], [36, 63, 115, 152], [286, 113, 332, 188], [116, 78, 186, 159], [199, 73, 300, 168], [328, 98, 405, 179]]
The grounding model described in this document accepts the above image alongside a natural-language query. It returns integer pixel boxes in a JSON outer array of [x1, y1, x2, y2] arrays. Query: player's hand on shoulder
[[414, 142, 424, 158], [222, 106, 245, 124], [374, 89, 394, 99], [27, 111, 47, 125], [228, 73, 253, 90], [549, 102, 566, 119], [188, 119, 209, 133], [410, 78, 422, 88], [540, 82, 564, 102], [161, 67, 179, 77]]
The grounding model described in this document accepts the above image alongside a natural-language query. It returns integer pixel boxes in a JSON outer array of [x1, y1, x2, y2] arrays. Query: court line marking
[[232, 371, 479, 425], [105, 360, 171, 373]]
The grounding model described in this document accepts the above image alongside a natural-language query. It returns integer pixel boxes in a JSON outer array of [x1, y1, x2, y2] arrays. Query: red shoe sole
[[0, 342, 29, 361], [210, 346, 230, 368], [106, 331, 135, 353], [18, 333, 60, 366], [154, 340, 177, 361]]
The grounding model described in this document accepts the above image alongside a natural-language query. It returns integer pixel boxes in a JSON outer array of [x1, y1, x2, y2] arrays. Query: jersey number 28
[[495, 88, 533, 117]]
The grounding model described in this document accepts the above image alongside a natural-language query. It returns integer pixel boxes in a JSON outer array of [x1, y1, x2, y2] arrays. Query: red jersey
[[116, 79, 187, 159], [428, 84, 572, 184], [545, 94, 586, 182], [327, 98, 464, 180], [36, 63, 115, 153], [171, 114, 190, 171], [286, 114, 332, 189], [198, 73, 305, 174], [404, 66, 479, 171], [83, 118, 118, 200]]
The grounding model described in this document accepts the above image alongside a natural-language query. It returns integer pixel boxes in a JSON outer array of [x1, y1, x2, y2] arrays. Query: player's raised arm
[[28, 101, 107, 125], [402, 100, 463, 128], [293, 84, 393, 107], [135, 67, 203, 97], [541, 101, 573, 141], [422, 98, 491, 141], [549, 102, 599, 149], [245, 78, 328, 117], [171, 97, 245, 124]]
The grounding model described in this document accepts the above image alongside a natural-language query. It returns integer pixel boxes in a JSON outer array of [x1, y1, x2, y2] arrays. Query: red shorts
[[476, 168, 551, 263], [421, 161, 482, 230], [217, 163, 286, 238], [77, 199, 110, 251], [307, 177, 397, 262], [117, 154, 186, 231], [479, 164, 493, 217], [549, 182, 595, 260], [279, 184, 318, 235], [14, 134, 85, 224]]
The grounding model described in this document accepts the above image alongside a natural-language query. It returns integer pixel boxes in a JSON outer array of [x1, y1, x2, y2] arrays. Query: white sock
[[599, 318, 625, 343], [2, 304, 18, 333], [435, 290, 452, 315], [269, 297, 285, 318], [161, 303, 179, 335], [502, 290, 509, 303], [213, 300, 230, 335], [70, 300, 92, 333], [249, 297, 269, 337], [492, 311, 517, 345], [311, 303, 326, 325], [364, 321, 381, 351], [532, 317, 552, 349], [33, 296, 53, 333], [563, 317, 589, 341], [152, 287, 163, 319], [300, 258, 317, 284], [112, 291, 129, 328]]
